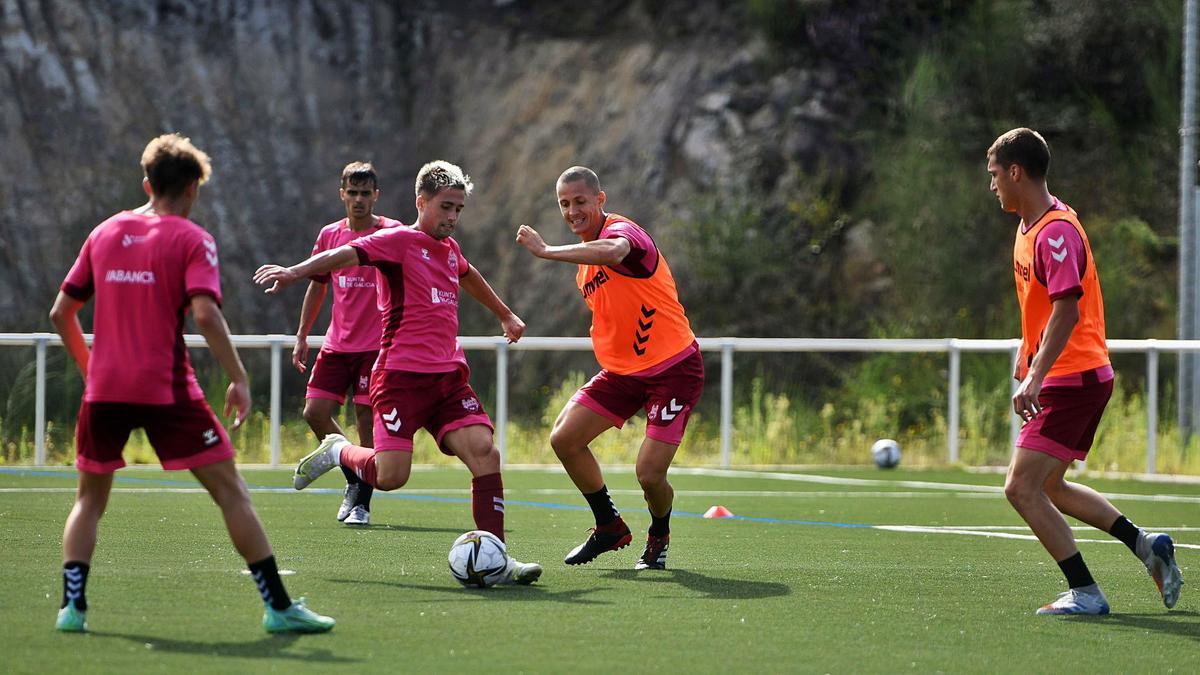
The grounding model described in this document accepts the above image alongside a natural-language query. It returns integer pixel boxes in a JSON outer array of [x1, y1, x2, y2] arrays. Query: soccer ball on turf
[[448, 530, 509, 588], [871, 438, 901, 469]]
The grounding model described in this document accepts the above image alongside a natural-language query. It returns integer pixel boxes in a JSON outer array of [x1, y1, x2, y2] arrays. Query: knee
[[636, 464, 668, 491], [301, 404, 325, 428], [210, 479, 252, 511], [375, 467, 409, 492], [1004, 477, 1037, 508], [549, 427, 578, 458]]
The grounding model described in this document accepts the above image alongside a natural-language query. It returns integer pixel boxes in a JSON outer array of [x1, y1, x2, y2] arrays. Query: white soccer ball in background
[[448, 530, 509, 588], [871, 438, 901, 469]]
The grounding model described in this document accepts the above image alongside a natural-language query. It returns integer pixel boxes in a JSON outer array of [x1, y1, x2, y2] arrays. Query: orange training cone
[[703, 505, 734, 518]]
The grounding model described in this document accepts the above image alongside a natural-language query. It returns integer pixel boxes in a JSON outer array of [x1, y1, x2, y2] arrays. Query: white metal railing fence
[[0, 333, 1191, 472]]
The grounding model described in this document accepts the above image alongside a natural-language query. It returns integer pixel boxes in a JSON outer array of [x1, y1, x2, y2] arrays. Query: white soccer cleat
[[293, 434, 347, 490], [1138, 532, 1183, 609], [1036, 586, 1110, 615], [502, 557, 543, 585], [343, 505, 370, 526]]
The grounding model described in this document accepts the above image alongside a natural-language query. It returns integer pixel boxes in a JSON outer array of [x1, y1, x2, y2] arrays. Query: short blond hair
[[141, 133, 212, 197], [415, 160, 473, 198]]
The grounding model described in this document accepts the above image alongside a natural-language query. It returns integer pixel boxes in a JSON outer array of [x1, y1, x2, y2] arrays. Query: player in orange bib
[[989, 128, 1182, 615], [517, 166, 704, 570]]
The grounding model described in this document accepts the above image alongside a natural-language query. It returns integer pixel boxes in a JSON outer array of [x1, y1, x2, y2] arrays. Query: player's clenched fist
[[516, 224, 546, 257]]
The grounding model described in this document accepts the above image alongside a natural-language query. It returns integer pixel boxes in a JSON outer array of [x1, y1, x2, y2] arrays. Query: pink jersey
[[350, 226, 471, 374], [61, 211, 222, 404], [309, 216, 401, 353]]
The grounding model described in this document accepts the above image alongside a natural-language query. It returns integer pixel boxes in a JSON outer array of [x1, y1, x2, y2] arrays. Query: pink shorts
[[1017, 374, 1113, 462], [75, 399, 235, 474], [369, 369, 492, 454], [307, 349, 377, 406], [572, 349, 705, 445]]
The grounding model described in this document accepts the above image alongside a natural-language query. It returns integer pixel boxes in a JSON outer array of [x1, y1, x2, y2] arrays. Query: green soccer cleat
[[263, 598, 336, 634], [294, 434, 347, 490], [55, 601, 87, 633]]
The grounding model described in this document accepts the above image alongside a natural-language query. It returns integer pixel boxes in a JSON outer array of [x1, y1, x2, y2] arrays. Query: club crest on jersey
[[461, 397, 480, 412], [448, 251, 458, 272], [421, 248, 430, 260], [359, 375, 369, 390], [202, 428, 220, 447]]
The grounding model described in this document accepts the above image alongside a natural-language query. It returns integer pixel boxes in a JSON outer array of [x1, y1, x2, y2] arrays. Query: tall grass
[[5, 374, 1198, 475]]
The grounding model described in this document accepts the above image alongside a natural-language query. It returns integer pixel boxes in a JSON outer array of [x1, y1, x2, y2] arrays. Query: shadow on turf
[[1064, 610, 1200, 642], [599, 569, 791, 600], [89, 631, 358, 662], [326, 577, 612, 605]]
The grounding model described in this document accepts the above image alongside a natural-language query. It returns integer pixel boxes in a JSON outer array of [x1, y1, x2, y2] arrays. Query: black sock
[[248, 556, 292, 610], [648, 510, 671, 538], [341, 464, 361, 485], [1057, 552, 1097, 589], [1108, 515, 1141, 555], [583, 486, 620, 527], [62, 561, 90, 611]]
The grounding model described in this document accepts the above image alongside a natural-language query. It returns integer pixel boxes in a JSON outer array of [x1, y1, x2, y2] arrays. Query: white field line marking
[[874, 525, 1200, 550]]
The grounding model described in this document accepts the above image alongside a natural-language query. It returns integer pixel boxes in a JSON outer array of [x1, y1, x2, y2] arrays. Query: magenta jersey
[[1029, 198, 1088, 301], [350, 225, 471, 374], [309, 216, 402, 353], [602, 219, 660, 278], [61, 211, 222, 404]]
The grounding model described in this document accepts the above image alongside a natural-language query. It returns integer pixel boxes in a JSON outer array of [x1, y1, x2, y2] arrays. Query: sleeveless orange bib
[[576, 214, 695, 374], [1013, 204, 1109, 378]]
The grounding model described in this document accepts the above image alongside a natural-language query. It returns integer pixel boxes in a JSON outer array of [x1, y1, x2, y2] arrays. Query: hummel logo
[[1051, 249, 1068, 263], [1047, 235, 1065, 249], [659, 398, 684, 422], [202, 428, 219, 446], [421, 248, 430, 260], [382, 407, 402, 432], [206, 252, 219, 267]]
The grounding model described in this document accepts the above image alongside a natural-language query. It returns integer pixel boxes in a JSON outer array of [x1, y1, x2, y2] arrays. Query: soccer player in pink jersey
[[48, 134, 334, 634], [294, 162, 402, 526], [255, 160, 542, 584], [988, 128, 1182, 615]]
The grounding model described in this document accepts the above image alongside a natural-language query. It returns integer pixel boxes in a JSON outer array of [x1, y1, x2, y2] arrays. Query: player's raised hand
[[253, 264, 298, 294], [516, 224, 546, 257], [501, 312, 526, 344], [292, 337, 309, 374], [224, 379, 251, 431]]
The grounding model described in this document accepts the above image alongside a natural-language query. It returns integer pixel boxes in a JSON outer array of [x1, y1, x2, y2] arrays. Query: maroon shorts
[[572, 349, 705, 445], [74, 399, 235, 474], [306, 349, 377, 406], [370, 369, 492, 454], [1017, 376, 1113, 462]]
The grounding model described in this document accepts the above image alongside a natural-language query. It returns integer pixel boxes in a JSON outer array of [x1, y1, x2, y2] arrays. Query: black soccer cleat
[[564, 518, 632, 565], [634, 534, 669, 570]]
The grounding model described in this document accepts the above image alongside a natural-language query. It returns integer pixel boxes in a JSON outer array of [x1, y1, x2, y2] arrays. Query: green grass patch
[[0, 466, 1196, 672]]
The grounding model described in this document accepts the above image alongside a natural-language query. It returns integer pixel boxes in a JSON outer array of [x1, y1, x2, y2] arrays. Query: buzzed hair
[[557, 165, 601, 194], [415, 160, 473, 198], [988, 128, 1051, 180], [140, 133, 212, 198], [341, 161, 378, 189]]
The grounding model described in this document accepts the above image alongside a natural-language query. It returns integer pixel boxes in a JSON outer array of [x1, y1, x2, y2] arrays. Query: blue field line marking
[[0, 467, 875, 529]]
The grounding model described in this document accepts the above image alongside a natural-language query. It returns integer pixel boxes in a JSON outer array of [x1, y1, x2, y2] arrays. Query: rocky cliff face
[[1, 0, 870, 337]]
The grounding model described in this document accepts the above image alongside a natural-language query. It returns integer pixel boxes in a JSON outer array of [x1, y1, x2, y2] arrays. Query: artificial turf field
[[0, 464, 1197, 673]]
